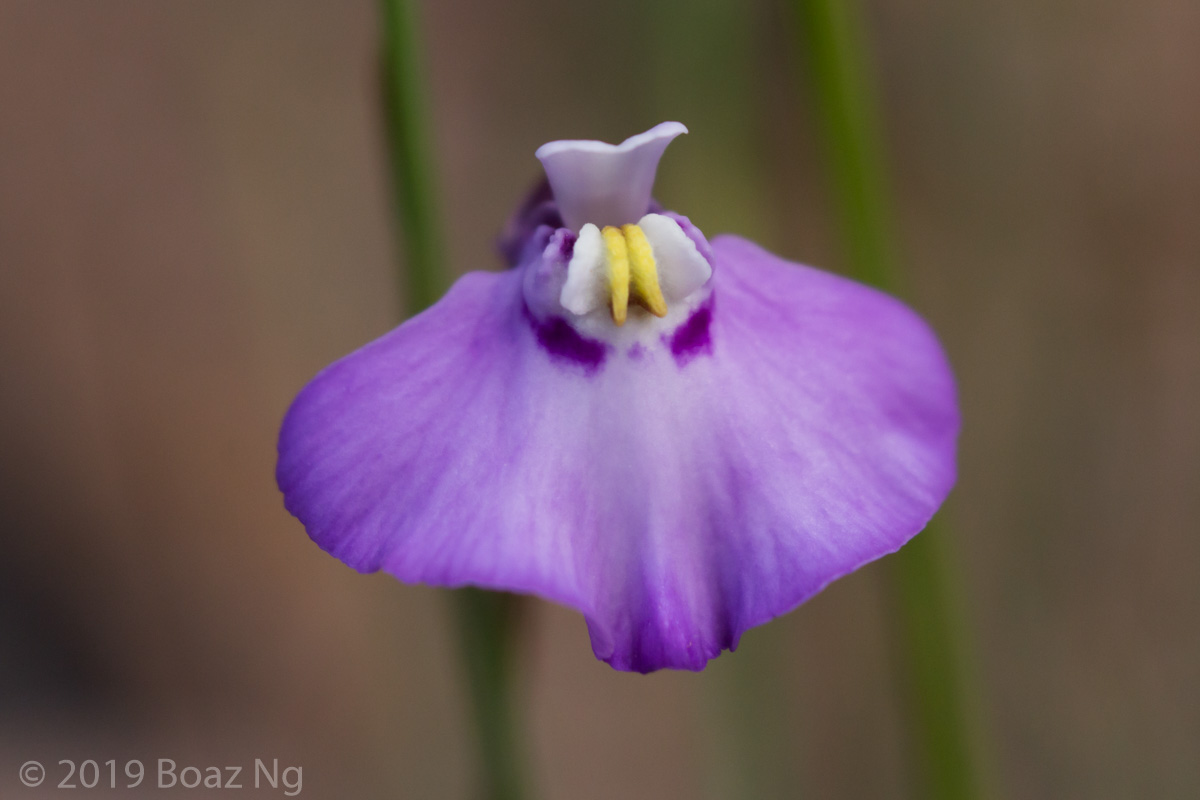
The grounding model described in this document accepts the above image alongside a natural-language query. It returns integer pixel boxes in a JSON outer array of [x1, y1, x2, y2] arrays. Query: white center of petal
[[535, 122, 687, 231], [560, 213, 712, 326]]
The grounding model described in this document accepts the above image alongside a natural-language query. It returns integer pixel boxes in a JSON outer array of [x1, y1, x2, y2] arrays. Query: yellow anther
[[621, 224, 668, 318], [601, 226, 630, 325], [599, 224, 667, 326]]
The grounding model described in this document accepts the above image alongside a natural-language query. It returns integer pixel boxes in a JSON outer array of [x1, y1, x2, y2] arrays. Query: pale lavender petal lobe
[[535, 122, 687, 230]]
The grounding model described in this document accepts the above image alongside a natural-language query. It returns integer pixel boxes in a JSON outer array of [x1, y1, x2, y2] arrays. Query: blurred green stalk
[[381, 0, 445, 310], [379, 1, 528, 798], [790, 1, 988, 798], [451, 589, 528, 800]]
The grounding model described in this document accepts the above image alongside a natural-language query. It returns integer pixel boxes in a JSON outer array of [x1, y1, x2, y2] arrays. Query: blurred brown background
[[1, 1, 1197, 797]]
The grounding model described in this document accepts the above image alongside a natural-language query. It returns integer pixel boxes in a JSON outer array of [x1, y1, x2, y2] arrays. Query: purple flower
[[277, 123, 959, 673]]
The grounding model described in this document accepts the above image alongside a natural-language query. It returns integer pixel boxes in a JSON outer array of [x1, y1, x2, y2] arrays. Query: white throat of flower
[[535, 122, 713, 336], [562, 213, 710, 326]]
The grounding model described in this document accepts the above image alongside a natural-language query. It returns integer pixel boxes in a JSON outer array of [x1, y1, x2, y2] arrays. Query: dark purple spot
[[545, 227, 576, 263], [668, 296, 714, 365], [524, 306, 607, 373]]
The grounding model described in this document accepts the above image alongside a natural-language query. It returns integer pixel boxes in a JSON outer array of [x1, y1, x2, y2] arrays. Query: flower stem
[[378, 2, 528, 798], [889, 517, 986, 800], [452, 590, 528, 800], [380, 0, 445, 311], [790, 1, 989, 798]]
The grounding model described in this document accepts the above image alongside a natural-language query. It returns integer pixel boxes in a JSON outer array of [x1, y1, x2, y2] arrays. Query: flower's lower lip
[[278, 234, 958, 672]]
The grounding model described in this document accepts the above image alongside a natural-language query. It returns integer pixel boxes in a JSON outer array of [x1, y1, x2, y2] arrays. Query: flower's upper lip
[[534, 122, 688, 231], [533, 121, 688, 161]]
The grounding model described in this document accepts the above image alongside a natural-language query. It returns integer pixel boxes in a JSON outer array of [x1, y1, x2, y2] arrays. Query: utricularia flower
[[277, 123, 958, 673]]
